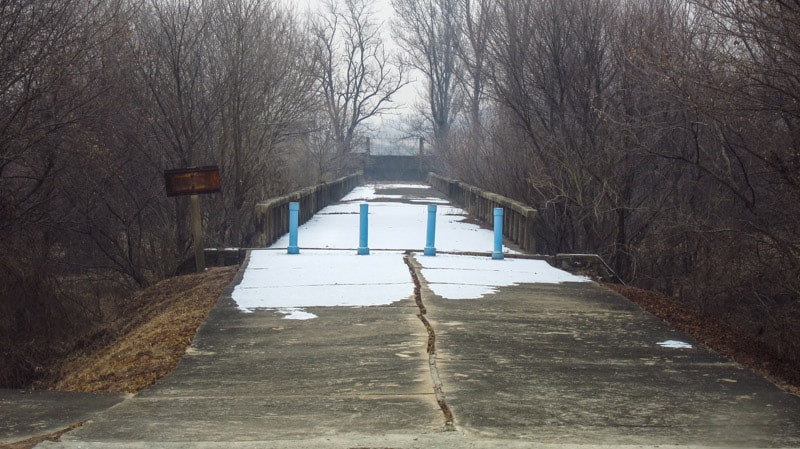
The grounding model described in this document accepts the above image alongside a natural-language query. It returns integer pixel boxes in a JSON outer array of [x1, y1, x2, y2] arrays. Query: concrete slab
[[48, 292, 443, 444], [35, 260, 800, 449], [0, 389, 126, 443], [422, 280, 800, 447], [33, 435, 800, 449]]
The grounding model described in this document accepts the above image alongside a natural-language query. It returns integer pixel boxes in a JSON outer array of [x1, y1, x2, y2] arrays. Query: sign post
[[190, 194, 204, 271], [164, 166, 221, 273]]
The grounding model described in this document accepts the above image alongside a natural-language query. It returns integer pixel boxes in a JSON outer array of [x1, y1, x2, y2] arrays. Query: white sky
[[231, 184, 588, 318]]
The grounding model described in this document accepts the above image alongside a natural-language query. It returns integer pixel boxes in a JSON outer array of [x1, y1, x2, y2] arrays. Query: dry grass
[[34, 266, 237, 393], [0, 266, 237, 449]]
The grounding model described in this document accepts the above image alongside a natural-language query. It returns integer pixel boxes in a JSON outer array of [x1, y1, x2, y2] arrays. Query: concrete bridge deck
[[3, 183, 800, 448]]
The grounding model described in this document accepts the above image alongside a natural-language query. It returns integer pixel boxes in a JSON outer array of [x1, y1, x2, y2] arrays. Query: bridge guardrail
[[253, 172, 362, 247], [428, 173, 538, 251]]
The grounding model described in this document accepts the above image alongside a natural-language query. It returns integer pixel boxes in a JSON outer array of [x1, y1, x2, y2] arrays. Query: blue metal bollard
[[288, 202, 300, 254], [424, 204, 437, 256], [492, 207, 504, 260], [357, 203, 370, 255]]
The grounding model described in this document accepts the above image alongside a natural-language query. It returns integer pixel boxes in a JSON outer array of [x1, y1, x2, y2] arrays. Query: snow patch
[[375, 183, 431, 190], [231, 185, 586, 316], [270, 201, 510, 253], [339, 183, 430, 202], [419, 255, 589, 300], [275, 308, 318, 320], [232, 250, 412, 315], [657, 340, 693, 349]]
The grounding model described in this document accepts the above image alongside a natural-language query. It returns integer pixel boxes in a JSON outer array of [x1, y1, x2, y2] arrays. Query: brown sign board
[[164, 166, 221, 197]]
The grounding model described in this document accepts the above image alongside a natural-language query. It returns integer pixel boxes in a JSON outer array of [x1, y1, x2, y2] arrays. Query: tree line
[[396, 0, 800, 370], [0, 0, 401, 387]]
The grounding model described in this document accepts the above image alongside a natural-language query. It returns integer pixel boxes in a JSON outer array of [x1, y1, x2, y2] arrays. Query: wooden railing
[[253, 173, 362, 247], [428, 173, 538, 251]]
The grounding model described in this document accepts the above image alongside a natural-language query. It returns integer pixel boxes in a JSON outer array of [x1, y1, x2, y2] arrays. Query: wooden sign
[[164, 166, 221, 197]]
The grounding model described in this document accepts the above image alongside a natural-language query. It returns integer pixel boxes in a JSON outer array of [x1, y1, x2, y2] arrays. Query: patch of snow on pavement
[[409, 197, 450, 204], [271, 187, 511, 253], [232, 183, 585, 316], [276, 308, 318, 320], [376, 183, 432, 190], [232, 250, 412, 315], [657, 340, 693, 349], [339, 183, 429, 202], [419, 254, 589, 300], [339, 185, 383, 202]]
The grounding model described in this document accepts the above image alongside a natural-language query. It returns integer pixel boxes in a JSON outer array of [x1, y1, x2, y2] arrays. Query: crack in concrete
[[403, 253, 455, 431]]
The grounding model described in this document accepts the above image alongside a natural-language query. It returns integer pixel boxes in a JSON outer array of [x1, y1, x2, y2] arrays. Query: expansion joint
[[403, 253, 455, 431]]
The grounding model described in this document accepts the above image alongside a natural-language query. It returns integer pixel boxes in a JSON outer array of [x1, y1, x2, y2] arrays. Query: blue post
[[357, 203, 370, 255], [424, 204, 437, 256], [492, 207, 504, 260], [288, 202, 300, 254]]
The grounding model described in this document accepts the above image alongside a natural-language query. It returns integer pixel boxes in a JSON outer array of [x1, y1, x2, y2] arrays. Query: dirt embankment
[[34, 266, 237, 393]]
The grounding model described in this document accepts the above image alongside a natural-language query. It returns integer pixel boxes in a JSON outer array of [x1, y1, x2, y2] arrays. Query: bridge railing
[[253, 172, 362, 247], [428, 173, 538, 251]]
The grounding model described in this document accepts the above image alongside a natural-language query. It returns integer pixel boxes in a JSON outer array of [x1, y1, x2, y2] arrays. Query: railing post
[[288, 202, 300, 254], [424, 204, 437, 256], [357, 203, 370, 255], [493, 207, 504, 260]]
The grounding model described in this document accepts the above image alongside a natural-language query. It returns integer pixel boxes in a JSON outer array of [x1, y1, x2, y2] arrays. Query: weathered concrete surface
[[0, 389, 126, 443], [30, 266, 800, 449], [422, 280, 800, 447], [44, 290, 443, 444]]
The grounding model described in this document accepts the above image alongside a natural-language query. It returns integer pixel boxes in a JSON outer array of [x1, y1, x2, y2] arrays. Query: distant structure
[[356, 136, 431, 181]]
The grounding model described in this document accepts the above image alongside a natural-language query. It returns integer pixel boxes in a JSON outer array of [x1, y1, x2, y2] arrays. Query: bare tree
[[452, 0, 493, 142], [0, 0, 326, 388], [0, 0, 146, 386], [392, 0, 461, 153], [311, 0, 406, 174], [127, 0, 223, 268], [209, 0, 318, 245], [441, 0, 800, 366], [133, 0, 222, 168], [665, 0, 800, 359], [439, 0, 496, 187], [486, 0, 630, 261]]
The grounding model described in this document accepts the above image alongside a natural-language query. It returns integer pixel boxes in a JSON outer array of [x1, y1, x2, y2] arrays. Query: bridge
[[348, 137, 433, 182], [3, 177, 800, 448]]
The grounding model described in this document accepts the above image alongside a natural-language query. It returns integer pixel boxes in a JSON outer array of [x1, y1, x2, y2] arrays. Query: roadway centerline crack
[[403, 252, 455, 431]]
